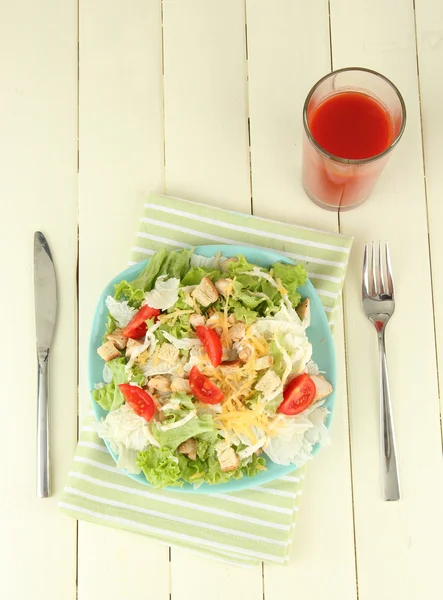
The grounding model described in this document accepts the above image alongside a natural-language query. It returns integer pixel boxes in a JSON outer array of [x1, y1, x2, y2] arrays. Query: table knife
[[34, 232, 57, 498]]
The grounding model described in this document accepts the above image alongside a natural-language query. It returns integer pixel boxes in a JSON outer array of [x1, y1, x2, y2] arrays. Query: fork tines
[[362, 241, 394, 299]]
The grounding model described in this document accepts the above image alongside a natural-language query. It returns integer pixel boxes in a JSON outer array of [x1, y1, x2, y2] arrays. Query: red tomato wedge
[[122, 304, 161, 339], [118, 383, 156, 421], [195, 325, 222, 367], [278, 373, 316, 416], [189, 366, 224, 404]]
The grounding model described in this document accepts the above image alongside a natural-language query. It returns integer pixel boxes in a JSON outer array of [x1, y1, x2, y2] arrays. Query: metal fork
[[362, 241, 400, 501]]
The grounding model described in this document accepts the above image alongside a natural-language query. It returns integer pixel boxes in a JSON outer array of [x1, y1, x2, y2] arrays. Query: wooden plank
[[246, 2, 357, 598], [162, 1, 262, 597], [162, 0, 251, 210], [415, 0, 443, 438], [77, 2, 169, 598], [330, 1, 443, 598], [0, 1, 78, 599]]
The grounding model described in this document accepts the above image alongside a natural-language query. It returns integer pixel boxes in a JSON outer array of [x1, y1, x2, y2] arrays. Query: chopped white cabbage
[[190, 254, 222, 269], [264, 401, 329, 467], [141, 358, 183, 377], [158, 410, 197, 431], [254, 303, 312, 374], [126, 322, 161, 372], [105, 296, 136, 328], [162, 331, 202, 349], [240, 267, 279, 288], [144, 276, 180, 310], [103, 363, 113, 383], [93, 403, 151, 474]]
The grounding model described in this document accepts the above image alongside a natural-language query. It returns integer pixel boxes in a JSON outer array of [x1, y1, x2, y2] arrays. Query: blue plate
[[88, 245, 336, 493]]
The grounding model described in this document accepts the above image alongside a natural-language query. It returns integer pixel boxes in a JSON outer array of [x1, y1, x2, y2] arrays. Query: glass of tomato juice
[[302, 67, 406, 211]]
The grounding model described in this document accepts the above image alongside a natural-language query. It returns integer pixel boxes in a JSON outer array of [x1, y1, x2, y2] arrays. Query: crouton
[[214, 278, 232, 297], [147, 375, 171, 393], [255, 369, 281, 399], [296, 298, 310, 322], [106, 328, 128, 350], [238, 346, 252, 363], [191, 277, 219, 307], [216, 440, 239, 472], [206, 311, 223, 328], [219, 359, 241, 374], [254, 356, 274, 371], [171, 377, 191, 394], [157, 343, 180, 364], [310, 374, 333, 401], [97, 341, 121, 362], [178, 438, 197, 461], [125, 337, 143, 360], [189, 313, 205, 329], [220, 256, 239, 272], [229, 322, 246, 343]]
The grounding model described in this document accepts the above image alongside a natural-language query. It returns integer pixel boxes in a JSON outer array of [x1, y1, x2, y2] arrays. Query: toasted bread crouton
[[214, 278, 232, 297], [125, 337, 143, 360], [157, 343, 180, 364], [189, 313, 205, 329], [219, 359, 241, 375], [216, 440, 239, 472], [229, 322, 246, 343], [254, 356, 273, 371], [171, 377, 191, 394], [147, 375, 171, 393], [191, 277, 219, 307], [220, 256, 239, 272], [255, 369, 281, 399], [296, 298, 310, 322], [238, 346, 252, 363], [106, 328, 128, 350], [178, 438, 197, 461], [310, 374, 333, 401], [97, 340, 121, 362]]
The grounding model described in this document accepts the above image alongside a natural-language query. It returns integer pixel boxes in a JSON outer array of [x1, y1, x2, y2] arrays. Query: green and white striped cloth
[[60, 193, 353, 566]]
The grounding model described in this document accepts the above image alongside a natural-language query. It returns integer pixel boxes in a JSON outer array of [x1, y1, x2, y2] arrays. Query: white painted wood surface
[[1, 1, 442, 599]]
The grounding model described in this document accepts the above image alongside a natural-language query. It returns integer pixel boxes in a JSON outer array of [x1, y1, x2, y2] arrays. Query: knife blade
[[34, 232, 57, 498]]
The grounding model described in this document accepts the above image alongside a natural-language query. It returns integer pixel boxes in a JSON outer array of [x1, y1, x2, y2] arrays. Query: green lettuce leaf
[[114, 281, 145, 307], [151, 414, 216, 451], [128, 248, 194, 293], [136, 447, 184, 488], [91, 358, 144, 412], [272, 262, 307, 306], [181, 267, 224, 286], [136, 442, 267, 489]]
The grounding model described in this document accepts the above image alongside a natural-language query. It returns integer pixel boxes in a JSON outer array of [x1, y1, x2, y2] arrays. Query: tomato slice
[[195, 325, 222, 367], [122, 304, 161, 339], [189, 366, 224, 404], [278, 373, 316, 416], [118, 383, 156, 421]]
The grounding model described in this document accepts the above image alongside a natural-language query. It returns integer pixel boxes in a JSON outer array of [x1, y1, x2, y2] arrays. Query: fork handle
[[377, 331, 400, 501]]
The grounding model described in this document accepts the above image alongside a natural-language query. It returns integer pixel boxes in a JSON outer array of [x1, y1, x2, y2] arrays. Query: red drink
[[302, 68, 406, 211], [310, 93, 392, 160]]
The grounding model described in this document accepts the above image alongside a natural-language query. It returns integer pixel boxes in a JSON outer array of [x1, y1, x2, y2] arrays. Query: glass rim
[[302, 66, 407, 165]]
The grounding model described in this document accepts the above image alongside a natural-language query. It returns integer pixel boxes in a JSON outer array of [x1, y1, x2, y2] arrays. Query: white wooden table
[[2, 1, 443, 599]]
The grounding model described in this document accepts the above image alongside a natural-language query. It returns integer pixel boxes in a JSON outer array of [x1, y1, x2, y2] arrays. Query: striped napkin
[[60, 193, 352, 566]]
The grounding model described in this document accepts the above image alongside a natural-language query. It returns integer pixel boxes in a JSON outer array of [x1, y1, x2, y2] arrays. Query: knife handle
[[37, 354, 50, 498]]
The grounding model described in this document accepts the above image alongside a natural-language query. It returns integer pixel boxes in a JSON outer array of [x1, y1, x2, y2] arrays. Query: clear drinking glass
[[302, 67, 406, 211]]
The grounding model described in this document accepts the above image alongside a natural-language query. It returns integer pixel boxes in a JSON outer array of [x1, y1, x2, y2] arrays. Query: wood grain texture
[[331, 1, 443, 598], [246, 2, 357, 598], [0, 1, 78, 599], [77, 2, 169, 598], [162, 0, 251, 210], [415, 0, 443, 440]]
